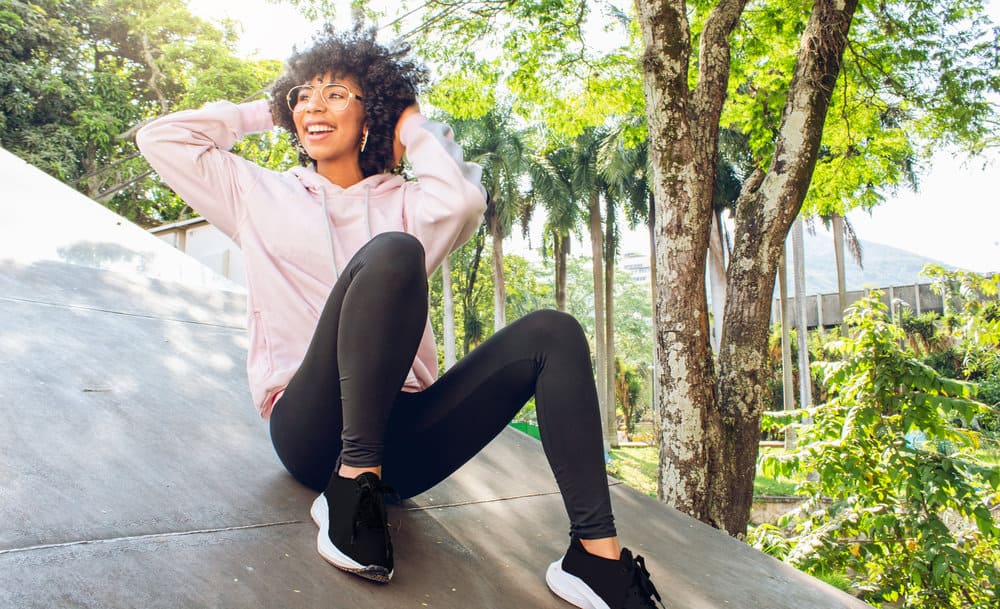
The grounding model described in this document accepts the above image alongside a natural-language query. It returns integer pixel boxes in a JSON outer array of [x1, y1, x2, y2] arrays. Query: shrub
[[753, 294, 1000, 608]]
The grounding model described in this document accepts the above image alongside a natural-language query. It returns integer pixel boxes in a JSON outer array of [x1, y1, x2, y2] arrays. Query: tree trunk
[[462, 231, 485, 356], [777, 249, 797, 449], [140, 32, 168, 115], [554, 229, 568, 312], [637, 0, 743, 520], [648, 193, 660, 444], [791, 216, 812, 409], [711, 0, 860, 536], [588, 192, 610, 450], [442, 255, 456, 370], [605, 237, 619, 448], [708, 210, 727, 353], [832, 213, 848, 334], [492, 219, 507, 332]]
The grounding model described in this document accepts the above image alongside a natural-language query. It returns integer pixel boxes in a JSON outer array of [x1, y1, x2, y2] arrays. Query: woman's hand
[[393, 103, 421, 166]]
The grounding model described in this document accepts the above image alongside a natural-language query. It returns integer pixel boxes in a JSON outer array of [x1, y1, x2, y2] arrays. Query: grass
[[608, 444, 802, 497], [754, 476, 800, 497], [509, 421, 540, 440], [509, 423, 662, 497], [607, 445, 659, 497]]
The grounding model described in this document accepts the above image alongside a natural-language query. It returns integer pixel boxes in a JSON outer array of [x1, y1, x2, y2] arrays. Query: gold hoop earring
[[360, 129, 369, 153]]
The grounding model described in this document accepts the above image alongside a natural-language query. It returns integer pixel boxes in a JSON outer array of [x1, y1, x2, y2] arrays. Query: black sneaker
[[310, 472, 394, 583], [546, 538, 665, 609]]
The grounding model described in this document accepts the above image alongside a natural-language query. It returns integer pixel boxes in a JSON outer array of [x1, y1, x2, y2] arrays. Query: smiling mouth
[[306, 125, 335, 140]]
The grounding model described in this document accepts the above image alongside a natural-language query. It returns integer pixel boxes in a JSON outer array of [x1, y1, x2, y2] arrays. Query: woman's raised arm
[[135, 99, 273, 242]]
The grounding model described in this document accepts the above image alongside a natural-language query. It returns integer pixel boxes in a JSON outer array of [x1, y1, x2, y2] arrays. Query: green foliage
[[0, 0, 283, 225], [290, 0, 647, 137], [445, 106, 531, 240], [754, 294, 1000, 608], [615, 357, 645, 440], [428, 241, 550, 365], [764, 325, 831, 423], [923, 265, 1000, 381], [723, 0, 998, 216]]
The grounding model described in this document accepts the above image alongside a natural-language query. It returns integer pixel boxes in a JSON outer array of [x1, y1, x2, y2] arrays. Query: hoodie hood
[[288, 165, 406, 283], [289, 165, 404, 198]]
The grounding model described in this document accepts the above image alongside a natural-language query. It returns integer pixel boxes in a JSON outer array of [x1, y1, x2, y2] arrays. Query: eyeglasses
[[286, 83, 363, 113]]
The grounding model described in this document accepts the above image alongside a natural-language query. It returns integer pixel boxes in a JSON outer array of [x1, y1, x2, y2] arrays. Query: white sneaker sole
[[310, 493, 393, 583], [546, 557, 611, 609]]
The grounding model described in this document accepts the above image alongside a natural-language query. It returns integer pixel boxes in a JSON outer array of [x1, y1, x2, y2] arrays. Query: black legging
[[269, 232, 615, 540]]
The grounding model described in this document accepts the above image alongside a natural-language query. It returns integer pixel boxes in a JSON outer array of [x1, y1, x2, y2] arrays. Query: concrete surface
[[0, 147, 871, 608], [0, 147, 242, 292]]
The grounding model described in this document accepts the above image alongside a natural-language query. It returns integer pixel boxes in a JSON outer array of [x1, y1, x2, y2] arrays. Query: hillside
[[799, 230, 950, 294]]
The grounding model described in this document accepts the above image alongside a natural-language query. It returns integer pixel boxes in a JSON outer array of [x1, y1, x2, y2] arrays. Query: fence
[[771, 282, 945, 329]]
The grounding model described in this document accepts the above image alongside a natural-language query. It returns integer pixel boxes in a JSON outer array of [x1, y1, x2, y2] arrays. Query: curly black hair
[[270, 26, 429, 176]]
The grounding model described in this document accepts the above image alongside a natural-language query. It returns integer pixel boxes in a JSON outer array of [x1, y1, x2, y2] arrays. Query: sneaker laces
[[625, 551, 666, 609], [353, 476, 393, 548]]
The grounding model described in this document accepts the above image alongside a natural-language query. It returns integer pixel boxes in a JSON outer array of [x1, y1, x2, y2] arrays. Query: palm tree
[[528, 146, 579, 313], [441, 255, 457, 369], [790, 215, 811, 410], [599, 122, 652, 448], [529, 130, 616, 448], [574, 129, 611, 449], [818, 213, 863, 333], [448, 109, 528, 332]]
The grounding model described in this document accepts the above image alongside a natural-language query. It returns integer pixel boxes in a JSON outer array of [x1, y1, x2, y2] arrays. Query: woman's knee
[[518, 309, 587, 346], [357, 232, 426, 281], [367, 232, 424, 263]]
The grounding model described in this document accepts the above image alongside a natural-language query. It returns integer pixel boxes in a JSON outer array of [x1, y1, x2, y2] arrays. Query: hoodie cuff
[[239, 99, 275, 135], [398, 112, 430, 147]]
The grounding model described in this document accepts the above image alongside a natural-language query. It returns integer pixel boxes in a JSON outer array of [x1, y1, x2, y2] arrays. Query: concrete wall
[[772, 283, 945, 329]]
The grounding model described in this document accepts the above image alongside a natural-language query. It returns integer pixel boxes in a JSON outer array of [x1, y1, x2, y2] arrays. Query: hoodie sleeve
[[135, 99, 274, 242], [399, 114, 487, 274]]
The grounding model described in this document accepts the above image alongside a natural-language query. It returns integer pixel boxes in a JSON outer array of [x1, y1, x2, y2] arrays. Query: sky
[[191, 0, 1000, 273]]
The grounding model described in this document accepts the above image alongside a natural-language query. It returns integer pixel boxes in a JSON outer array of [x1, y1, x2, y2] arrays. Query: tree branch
[[95, 170, 155, 202], [692, 0, 749, 134], [141, 32, 168, 116]]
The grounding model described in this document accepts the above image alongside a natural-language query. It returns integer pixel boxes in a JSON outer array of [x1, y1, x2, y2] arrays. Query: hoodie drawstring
[[321, 190, 339, 282], [320, 184, 374, 283], [363, 184, 372, 243]]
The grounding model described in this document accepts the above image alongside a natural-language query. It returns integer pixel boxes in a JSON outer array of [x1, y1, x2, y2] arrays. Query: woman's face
[[291, 72, 367, 169]]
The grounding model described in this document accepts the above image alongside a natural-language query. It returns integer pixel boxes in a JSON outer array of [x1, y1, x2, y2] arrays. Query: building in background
[[150, 218, 246, 287], [620, 252, 650, 284]]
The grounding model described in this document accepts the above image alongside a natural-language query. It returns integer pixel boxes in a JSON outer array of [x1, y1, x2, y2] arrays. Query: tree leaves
[[0, 0, 283, 225], [753, 291, 1000, 607]]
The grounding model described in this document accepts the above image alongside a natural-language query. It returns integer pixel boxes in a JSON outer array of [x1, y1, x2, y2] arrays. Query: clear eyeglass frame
[[286, 83, 363, 113]]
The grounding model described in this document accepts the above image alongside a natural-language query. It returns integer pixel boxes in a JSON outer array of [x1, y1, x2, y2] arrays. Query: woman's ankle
[[579, 536, 621, 561], [339, 464, 382, 479]]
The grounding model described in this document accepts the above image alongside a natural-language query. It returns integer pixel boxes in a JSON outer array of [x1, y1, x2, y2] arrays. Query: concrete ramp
[[0, 147, 242, 292], [0, 149, 869, 608]]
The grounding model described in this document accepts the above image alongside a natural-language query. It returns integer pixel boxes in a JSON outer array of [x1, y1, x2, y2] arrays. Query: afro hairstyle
[[270, 26, 429, 176]]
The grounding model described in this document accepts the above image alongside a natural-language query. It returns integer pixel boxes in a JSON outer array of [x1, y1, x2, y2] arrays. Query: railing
[[771, 282, 944, 330]]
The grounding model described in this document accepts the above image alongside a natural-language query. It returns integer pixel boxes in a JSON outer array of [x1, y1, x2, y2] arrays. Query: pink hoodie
[[136, 99, 487, 418]]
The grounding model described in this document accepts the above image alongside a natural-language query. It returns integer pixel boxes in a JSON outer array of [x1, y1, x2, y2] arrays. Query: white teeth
[[307, 125, 334, 134]]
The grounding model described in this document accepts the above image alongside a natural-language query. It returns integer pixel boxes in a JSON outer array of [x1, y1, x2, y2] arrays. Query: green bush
[[751, 294, 1000, 608]]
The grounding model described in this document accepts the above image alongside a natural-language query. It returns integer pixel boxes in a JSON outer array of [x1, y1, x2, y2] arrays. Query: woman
[[137, 27, 662, 609]]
